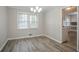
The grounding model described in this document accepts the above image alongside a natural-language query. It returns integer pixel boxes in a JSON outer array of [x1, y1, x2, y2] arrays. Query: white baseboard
[[0, 40, 8, 51], [8, 34, 43, 40], [44, 35, 62, 43], [8, 34, 62, 43]]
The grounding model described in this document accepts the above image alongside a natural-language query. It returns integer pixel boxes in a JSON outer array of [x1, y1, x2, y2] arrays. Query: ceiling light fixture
[[30, 6, 42, 13], [66, 7, 71, 10], [66, 6, 74, 10]]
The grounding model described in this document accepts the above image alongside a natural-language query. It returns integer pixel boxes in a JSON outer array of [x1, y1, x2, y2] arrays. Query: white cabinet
[[62, 27, 69, 42]]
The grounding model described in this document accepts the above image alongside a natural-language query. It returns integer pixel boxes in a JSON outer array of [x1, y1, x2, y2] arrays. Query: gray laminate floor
[[2, 36, 77, 52]]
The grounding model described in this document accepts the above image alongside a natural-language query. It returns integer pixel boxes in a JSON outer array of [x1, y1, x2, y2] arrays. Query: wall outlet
[[29, 34, 32, 36]]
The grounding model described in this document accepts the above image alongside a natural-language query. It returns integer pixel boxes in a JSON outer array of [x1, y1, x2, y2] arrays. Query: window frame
[[17, 12, 39, 29]]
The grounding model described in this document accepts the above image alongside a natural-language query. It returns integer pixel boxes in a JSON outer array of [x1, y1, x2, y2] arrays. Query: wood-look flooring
[[2, 36, 77, 52]]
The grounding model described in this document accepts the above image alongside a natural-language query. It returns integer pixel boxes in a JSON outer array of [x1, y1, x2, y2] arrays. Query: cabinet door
[[62, 29, 69, 42]]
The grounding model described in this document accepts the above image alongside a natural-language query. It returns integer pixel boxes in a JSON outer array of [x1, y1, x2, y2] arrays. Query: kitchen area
[[62, 6, 77, 50]]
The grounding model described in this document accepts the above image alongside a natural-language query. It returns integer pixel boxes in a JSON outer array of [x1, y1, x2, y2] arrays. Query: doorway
[[62, 6, 77, 50]]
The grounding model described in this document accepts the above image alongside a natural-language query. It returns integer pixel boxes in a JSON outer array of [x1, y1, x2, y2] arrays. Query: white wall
[[8, 8, 44, 39], [0, 6, 78, 51], [0, 7, 8, 51], [44, 7, 64, 43], [77, 6, 79, 51]]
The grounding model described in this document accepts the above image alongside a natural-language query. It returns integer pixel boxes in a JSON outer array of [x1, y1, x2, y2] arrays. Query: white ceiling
[[8, 6, 54, 13]]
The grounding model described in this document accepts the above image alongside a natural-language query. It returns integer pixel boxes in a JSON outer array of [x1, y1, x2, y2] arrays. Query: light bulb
[[36, 6, 39, 10], [38, 8, 42, 13], [30, 8, 34, 11], [34, 9, 36, 13], [66, 8, 71, 10]]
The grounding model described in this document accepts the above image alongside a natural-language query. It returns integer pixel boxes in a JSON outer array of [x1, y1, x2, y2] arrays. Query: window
[[17, 13, 28, 29], [17, 12, 38, 29], [30, 15, 38, 28]]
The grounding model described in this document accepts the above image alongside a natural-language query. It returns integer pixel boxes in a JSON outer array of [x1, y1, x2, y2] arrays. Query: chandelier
[[30, 6, 42, 13]]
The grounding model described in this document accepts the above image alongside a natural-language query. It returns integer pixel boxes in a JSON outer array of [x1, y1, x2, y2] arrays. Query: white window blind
[[17, 12, 38, 29], [30, 15, 38, 28]]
